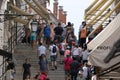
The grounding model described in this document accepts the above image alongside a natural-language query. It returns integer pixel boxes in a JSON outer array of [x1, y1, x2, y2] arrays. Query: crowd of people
[[35, 21, 98, 80], [5, 21, 99, 80]]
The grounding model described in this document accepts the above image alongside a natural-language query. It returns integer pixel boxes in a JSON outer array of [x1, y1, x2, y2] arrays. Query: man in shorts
[[49, 42, 58, 70], [30, 31, 36, 48]]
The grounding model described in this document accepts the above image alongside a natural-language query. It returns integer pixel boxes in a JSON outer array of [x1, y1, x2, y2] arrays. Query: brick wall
[[53, 0, 58, 18], [53, 0, 67, 24]]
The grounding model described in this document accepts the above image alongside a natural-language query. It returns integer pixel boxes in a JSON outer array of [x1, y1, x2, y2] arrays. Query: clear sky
[[47, 0, 93, 39]]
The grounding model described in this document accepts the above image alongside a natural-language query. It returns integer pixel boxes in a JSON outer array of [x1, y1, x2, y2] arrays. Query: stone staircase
[[13, 43, 65, 80], [48, 63, 65, 80], [13, 44, 39, 80], [12, 43, 120, 80]]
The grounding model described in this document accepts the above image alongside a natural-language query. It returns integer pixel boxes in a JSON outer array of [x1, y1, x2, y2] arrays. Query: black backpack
[[52, 46, 57, 53]]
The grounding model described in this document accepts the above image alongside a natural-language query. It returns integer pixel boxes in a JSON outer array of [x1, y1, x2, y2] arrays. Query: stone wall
[[0, 0, 3, 8]]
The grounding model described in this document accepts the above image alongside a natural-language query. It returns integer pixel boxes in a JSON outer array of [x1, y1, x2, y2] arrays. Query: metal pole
[[11, 26, 12, 53], [15, 22, 17, 45]]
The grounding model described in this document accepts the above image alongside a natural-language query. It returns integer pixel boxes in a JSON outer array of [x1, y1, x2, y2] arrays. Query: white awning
[[88, 13, 120, 69]]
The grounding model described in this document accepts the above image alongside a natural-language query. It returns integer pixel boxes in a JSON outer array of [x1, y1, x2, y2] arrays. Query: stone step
[[14, 44, 65, 80], [14, 51, 37, 54], [49, 76, 65, 78], [14, 44, 40, 80], [15, 67, 38, 80]]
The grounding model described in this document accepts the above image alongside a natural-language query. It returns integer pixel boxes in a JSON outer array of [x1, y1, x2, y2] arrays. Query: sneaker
[[51, 66, 55, 71], [60, 62, 63, 64], [54, 66, 57, 70], [51, 68, 54, 71]]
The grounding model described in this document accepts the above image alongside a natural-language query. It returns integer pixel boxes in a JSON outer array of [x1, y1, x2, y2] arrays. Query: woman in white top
[[37, 42, 47, 60], [91, 72, 97, 80], [81, 43, 89, 65], [72, 45, 82, 62], [82, 63, 89, 80]]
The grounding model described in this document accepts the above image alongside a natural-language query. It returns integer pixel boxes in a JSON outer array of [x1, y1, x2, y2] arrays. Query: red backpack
[[39, 73, 47, 80], [58, 44, 62, 50]]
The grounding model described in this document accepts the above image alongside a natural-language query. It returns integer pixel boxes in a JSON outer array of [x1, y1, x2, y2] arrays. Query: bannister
[[0, 57, 7, 80], [87, 9, 111, 25], [98, 62, 120, 76], [9, 3, 33, 19], [92, 14, 106, 24], [85, 0, 98, 15], [85, 0, 107, 20], [13, 17, 29, 25], [32, 0, 49, 15], [24, 0, 48, 21], [6, 26, 25, 52], [88, 1, 120, 37], [0, 25, 25, 80], [85, 0, 114, 29], [85, 0, 107, 21]]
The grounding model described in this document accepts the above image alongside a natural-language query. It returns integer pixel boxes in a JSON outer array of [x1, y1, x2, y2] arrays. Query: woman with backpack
[[49, 42, 58, 70]]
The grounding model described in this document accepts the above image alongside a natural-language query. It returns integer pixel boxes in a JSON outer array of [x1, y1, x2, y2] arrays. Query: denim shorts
[[50, 55, 57, 61], [30, 32, 36, 41]]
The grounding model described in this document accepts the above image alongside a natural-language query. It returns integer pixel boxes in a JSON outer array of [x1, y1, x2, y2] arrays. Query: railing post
[[2, 57, 5, 80], [11, 27, 12, 53], [15, 22, 17, 45]]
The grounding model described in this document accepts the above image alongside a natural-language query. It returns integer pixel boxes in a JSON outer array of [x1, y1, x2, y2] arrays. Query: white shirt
[[61, 42, 65, 51], [91, 75, 97, 80], [82, 50, 89, 60], [49, 44, 58, 56], [38, 45, 46, 56], [72, 48, 79, 56], [72, 47, 82, 56], [82, 66, 88, 78]]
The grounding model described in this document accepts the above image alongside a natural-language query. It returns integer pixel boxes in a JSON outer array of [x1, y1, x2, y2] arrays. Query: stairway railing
[[98, 62, 120, 78], [85, 0, 98, 16], [88, 1, 120, 38], [0, 57, 7, 80], [84, 1, 120, 44], [85, 0, 107, 21], [0, 25, 25, 80], [5, 25, 25, 52]]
